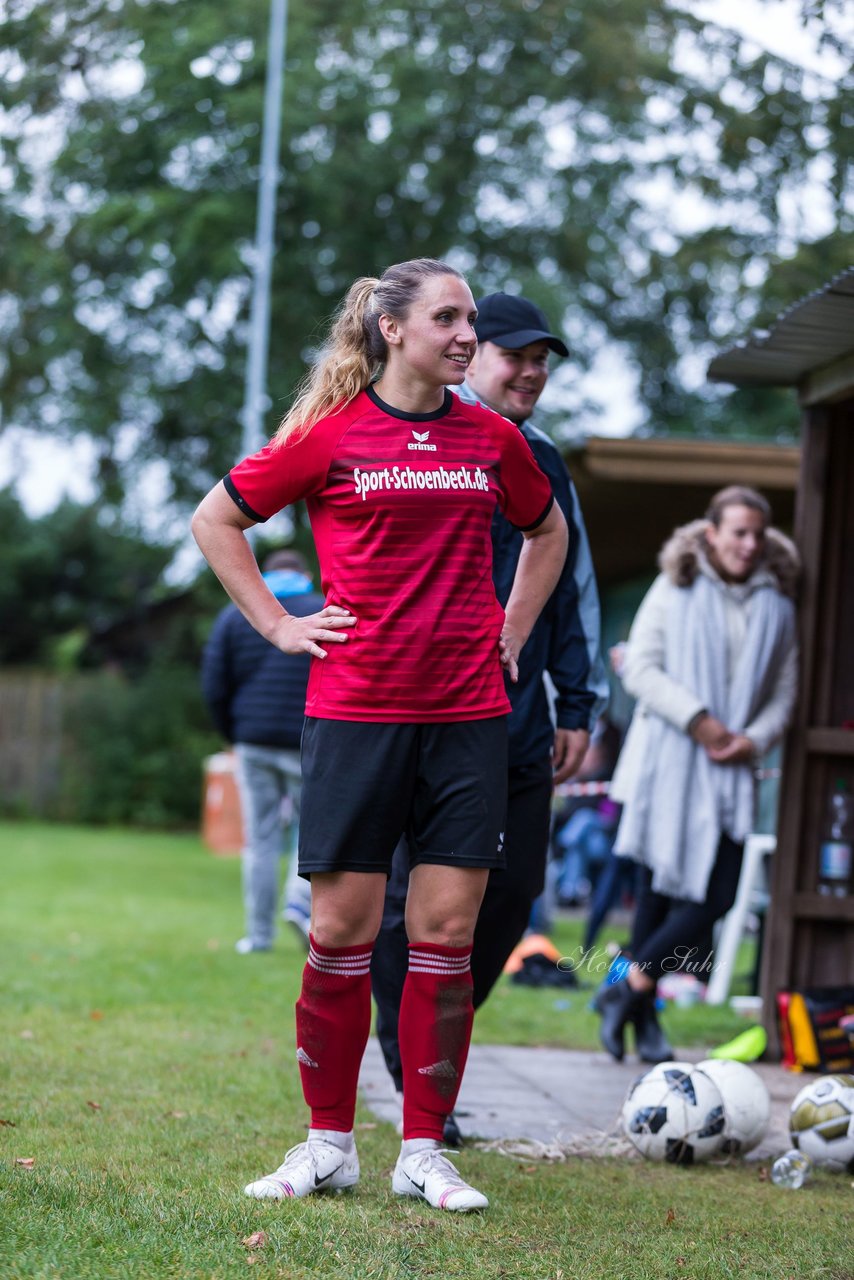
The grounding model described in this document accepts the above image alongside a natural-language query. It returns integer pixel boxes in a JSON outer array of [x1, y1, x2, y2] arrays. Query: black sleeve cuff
[[516, 493, 555, 533], [223, 474, 268, 523]]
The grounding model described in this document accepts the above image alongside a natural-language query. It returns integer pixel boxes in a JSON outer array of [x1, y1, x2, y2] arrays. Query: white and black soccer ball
[[622, 1061, 726, 1165], [696, 1059, 770, 1155], [789, 1073, 854, 1173]]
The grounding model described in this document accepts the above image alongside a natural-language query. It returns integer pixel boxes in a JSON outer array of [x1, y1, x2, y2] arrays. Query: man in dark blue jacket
[[371, 293, 608, 1134], [201, 549, 324, 953]]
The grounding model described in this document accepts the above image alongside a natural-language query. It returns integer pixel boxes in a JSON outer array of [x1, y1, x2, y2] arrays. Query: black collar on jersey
[[366, 383, 453, 422]]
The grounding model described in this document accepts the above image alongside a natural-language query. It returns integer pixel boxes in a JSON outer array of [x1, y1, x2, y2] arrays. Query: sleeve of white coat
[[621, 575, 707, 732]]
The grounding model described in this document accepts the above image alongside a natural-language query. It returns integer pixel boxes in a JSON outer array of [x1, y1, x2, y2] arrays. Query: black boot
[[443, 1111, 463, 1147], [597, 979, 643, 1061], [632, 994, 673, 1064]]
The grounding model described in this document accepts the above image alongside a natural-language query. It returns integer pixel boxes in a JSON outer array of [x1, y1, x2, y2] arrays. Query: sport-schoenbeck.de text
[[353, 464, 491, 501]]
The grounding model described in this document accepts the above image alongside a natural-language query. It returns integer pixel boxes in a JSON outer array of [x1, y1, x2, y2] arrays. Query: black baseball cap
[[474, 292, 569, 357]]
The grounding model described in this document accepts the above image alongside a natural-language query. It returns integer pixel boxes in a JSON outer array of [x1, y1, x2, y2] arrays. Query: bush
[[58, 665, 220, 828]]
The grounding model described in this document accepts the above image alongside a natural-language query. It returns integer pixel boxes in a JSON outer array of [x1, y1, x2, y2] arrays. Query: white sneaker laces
[[272, 1141, 319, 1178], [410, 1148, 468, 1185]]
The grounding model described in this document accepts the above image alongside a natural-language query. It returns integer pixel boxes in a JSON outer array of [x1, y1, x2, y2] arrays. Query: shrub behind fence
[[0, 668, 219, 828]]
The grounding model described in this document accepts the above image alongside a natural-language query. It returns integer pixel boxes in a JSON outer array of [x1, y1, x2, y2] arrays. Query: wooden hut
[[708, 267, 854, 1035], [568, 435, 799, 588]]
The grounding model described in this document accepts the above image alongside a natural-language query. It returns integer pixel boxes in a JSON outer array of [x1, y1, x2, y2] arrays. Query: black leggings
[[629, 833, 744, 984]]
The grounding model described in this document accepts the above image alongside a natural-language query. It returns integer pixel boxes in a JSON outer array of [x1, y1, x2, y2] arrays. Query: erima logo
[[417, 1059, 458, 1079], [497, 831, 505, 853], [408, 429, 437, 452], [296, 1046, 318, 1068]]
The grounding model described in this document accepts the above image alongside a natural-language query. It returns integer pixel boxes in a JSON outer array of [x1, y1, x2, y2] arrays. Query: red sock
[[294, 934, 374, 1133], [399, 941, 474, 1140]]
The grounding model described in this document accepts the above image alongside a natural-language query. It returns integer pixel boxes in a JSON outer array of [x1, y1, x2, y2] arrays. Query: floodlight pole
[[240, 0, 289, 466]]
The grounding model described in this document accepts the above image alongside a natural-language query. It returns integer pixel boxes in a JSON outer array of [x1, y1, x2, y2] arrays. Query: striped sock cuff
[[407, 942, 472, 977], [308, 934, 374, 977]]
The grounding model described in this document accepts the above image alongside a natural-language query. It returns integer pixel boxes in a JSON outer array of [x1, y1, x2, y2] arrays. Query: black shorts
[[298, 717, 508, 878]]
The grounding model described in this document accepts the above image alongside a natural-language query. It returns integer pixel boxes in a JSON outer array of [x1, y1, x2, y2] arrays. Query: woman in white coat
[[599, 486, 799, 1062]]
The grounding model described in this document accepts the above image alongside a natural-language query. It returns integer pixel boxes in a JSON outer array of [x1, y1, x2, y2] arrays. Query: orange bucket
[[201, 752, 244, 855]]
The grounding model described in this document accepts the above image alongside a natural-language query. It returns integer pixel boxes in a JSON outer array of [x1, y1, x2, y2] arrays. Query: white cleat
[[392, 1146, 488, 1212], [244, 1138, 359, 1199]]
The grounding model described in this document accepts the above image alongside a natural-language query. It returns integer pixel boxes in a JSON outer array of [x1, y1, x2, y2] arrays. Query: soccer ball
[[789, 1074, 854, 1173], [622, 1061, 726, 1165], [696, 1059, 770, 1155]]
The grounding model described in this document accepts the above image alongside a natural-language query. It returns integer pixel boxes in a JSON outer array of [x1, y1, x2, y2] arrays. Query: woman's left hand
[[706, 734, 755, 765]]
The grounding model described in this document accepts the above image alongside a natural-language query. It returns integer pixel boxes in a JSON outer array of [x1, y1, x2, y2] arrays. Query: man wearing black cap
[[465, 291, 604, 819], [371, 292, 607, 1140]]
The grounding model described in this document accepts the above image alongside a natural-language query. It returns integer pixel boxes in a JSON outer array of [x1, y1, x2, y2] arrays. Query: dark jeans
[[371, 758, 554, 1092], [583, 848, 640, 952], [629, 833, 744, 984]]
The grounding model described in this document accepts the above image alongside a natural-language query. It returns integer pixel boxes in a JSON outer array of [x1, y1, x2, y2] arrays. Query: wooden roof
[[565, 435, 800, 586], [707, 268, 854, 402]]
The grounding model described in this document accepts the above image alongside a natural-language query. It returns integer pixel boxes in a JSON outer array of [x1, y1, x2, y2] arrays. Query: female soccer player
[[192, 258, 567, 1211]]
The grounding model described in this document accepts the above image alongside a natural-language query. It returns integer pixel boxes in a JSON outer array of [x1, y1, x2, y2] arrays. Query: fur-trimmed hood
[[658, 519, 800, 601]]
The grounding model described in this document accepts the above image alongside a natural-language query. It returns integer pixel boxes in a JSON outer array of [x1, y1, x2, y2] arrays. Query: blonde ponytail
[[275, 277, 382, 443], [274, 258, 463, 445]]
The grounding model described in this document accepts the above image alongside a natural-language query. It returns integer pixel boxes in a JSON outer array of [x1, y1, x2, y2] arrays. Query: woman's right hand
[[269, 605, 357, 659], [707, 734, 756, 766]]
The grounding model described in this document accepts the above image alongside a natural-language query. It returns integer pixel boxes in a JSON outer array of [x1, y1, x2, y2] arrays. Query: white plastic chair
[[705, 833, 776, 1006]]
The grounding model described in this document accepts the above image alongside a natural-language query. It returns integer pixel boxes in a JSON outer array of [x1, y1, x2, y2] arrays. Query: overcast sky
[[0, 0, 848, 523]]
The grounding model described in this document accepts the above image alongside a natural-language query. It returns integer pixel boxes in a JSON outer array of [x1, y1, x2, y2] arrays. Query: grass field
[[1, 821, 850, 1280]]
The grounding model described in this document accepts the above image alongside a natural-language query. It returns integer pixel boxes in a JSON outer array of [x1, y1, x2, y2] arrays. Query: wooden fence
[[0, 672, 68, 816]]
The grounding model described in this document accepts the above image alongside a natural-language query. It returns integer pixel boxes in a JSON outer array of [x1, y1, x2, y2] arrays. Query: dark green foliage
[[0, 488, 227, 827], [58, 664, 220, 827], [0, 487, 174, 666], [0, 487, 314, 828], [1, 0, 851, 511]]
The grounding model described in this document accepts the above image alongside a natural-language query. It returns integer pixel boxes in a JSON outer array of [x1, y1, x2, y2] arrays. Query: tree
[[0, 487, 174, 665], [1, 0, 850, 510]]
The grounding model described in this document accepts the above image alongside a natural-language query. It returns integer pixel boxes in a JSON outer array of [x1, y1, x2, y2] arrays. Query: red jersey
[[225, 385, 554, 723]]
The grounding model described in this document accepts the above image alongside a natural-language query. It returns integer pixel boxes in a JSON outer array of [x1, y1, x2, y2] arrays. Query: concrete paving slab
[[358, 1037, 798, 1161]]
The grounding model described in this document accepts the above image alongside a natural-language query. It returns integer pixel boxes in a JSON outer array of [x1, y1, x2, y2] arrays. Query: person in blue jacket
[[201, 548, 324, 953], [371, 292, 608, 1138]]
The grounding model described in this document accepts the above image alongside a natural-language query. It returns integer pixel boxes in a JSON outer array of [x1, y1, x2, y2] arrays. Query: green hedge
[[58, 664, 220, 828]]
